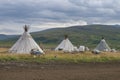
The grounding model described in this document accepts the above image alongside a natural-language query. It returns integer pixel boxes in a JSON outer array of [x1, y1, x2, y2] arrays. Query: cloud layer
[[0, 0, 120, 34]]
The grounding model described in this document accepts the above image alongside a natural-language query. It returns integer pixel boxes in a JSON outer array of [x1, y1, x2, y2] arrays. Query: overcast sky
[[0, 0, 120, 34]]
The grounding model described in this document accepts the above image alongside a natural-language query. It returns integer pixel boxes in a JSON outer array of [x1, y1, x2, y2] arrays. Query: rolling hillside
[[0, 25, 120, 49], [0, 34, 18, 47]]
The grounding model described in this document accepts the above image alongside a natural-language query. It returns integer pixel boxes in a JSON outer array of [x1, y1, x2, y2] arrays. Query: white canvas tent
[[9, 25, 44, 54], [79, 45, 85, 52], [85, 47, 90, 51], [55, 35, 75, 52], [94, 38, 111, 52], [74, 46, 79, 52]]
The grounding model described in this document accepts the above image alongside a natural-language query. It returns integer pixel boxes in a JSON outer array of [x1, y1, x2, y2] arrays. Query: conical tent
[[55, 35, 75, 52], [9, 25, 44, 54], [94, 38, 111, 51]]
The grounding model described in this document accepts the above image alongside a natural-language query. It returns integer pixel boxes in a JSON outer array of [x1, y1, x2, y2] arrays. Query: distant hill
[[0, 34, 8, 40], [0, 24, 120, 49], [0, 34, 17, 40], [0, 34, 18, 47]]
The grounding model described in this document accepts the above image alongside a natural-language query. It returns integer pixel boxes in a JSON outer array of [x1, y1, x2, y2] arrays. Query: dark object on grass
[[92, 50, 101, 54], [30, 49, 42, 55]]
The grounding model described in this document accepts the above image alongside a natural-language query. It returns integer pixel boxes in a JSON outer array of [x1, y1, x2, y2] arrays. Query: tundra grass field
[[0, 48, 120, 63], [0, 48, 120, 80]]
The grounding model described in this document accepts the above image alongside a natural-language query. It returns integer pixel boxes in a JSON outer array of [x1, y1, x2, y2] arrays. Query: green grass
[[0, 51, 120, 63]]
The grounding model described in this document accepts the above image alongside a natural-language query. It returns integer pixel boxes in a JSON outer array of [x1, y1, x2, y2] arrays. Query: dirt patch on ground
[[0, 62, 120, 80]]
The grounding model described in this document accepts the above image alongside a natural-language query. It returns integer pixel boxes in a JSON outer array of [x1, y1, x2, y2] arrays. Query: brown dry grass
[[0, 48, 8, 52]]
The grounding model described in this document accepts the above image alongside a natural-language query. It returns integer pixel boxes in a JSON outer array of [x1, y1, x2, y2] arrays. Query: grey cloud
[[0, 0, 120, 34]]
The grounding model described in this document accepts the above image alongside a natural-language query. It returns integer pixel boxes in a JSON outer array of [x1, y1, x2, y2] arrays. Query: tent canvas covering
[[55, 38, 75, 52], [9, 25, 44, 54], [94, 39, 111, 51], [79, 46, 85, 52]]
